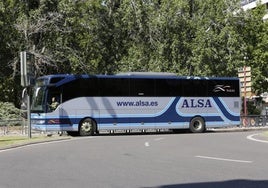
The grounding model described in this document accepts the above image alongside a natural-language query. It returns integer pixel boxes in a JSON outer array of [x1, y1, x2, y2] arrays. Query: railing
[[1, 116, 268, 135], [240, 115, 268, 127], [0, 119, 27, 135]]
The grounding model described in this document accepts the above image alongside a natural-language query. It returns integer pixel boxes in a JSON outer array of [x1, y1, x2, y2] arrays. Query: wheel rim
[[81, 121, 92, 133], [193, 120, 202, 130]]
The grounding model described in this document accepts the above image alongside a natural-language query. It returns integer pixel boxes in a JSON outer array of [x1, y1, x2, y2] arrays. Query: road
[[0, 130, 268, 188]]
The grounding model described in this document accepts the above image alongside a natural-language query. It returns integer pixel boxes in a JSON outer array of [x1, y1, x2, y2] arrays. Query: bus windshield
[[32, 86, 46, 113]]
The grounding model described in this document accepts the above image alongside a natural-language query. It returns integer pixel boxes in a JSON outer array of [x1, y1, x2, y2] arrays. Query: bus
[[30, 72, 241, 136]]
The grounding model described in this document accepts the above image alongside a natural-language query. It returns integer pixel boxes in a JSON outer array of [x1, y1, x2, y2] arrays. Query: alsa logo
[[213, 85, 235, 93], [181, 99, 212, 108]]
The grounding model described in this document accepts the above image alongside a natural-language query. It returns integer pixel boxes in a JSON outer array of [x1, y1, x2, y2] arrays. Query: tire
[[79, 118, 96, 136], [189, 117, 205, 133], [66, 131, 79, 136]]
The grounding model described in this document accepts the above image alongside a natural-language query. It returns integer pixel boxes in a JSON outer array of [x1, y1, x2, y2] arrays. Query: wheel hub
[[82, 122, 91, 132], [193, 120, 202, 130]]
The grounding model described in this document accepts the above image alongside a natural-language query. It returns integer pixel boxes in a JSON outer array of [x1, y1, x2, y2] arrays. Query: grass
[[0, 135, 69, 149], [0, 125, 69, 149], [262, 131, 268, 137]]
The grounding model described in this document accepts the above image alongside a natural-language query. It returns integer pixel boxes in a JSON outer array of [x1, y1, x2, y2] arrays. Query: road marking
[[144, 137, 165, 147], [247, 133, 268, 144], [154, 137, 165, 141], [195, 155, 253, 163]]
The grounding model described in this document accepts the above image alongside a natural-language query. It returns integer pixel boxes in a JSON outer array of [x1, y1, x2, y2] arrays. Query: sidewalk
[[209, 126, 268, 141], [208, 126, 268, 133]]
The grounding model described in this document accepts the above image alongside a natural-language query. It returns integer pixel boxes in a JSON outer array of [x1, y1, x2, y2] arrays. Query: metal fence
[[240, 115, 268, 127], [0, 119, 27, 135]]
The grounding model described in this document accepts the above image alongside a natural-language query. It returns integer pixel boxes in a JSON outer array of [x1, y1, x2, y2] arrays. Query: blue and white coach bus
[[31, 72, 241, 136]]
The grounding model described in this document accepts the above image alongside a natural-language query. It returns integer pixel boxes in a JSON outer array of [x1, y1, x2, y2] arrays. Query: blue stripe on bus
[[212, 97, 240, 121], [95, 97, 224, 124]]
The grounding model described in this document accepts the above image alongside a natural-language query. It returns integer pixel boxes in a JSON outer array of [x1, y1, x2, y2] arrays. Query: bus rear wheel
[[79, 118, 96, 136], [189, 117, 205, 133]]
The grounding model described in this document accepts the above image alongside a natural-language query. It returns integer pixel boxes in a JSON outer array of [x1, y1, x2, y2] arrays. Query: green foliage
[[0, 0, 268, 108], [241, 98, 262, 115], [239, 3, 268, 95], [190, 0, 246, 76], [0, 102, 22, 120]]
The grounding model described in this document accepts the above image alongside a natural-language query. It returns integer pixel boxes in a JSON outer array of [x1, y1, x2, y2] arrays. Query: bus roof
[[37, 73, 239, 87], [116, 72, 177, 77], [38, 73, 239, 80]]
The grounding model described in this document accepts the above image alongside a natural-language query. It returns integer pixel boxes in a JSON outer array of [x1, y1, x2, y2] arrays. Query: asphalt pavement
[[1, 126, 268, 151], [1, 129, 268, 188]]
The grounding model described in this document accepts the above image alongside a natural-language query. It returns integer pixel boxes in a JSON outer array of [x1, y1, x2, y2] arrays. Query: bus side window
[[130, 79, 155, 96]]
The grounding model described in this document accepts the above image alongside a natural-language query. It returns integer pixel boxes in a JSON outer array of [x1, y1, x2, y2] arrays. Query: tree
[[189, 0, 246, 77], [241, 4, 268, 95], [0, 0, 23, 107], [117, 0, 195, 74], [0, 0, 268, 110], [15, 0, 73, 76]]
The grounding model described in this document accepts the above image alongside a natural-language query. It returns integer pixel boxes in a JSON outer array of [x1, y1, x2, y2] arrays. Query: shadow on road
[[69, 129, 192, 137], [145, 179, 268, 188]]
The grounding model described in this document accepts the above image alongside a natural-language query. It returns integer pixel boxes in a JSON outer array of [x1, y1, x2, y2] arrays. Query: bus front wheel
[[189, 117, 205, 133], [79, 118, 96, 136]]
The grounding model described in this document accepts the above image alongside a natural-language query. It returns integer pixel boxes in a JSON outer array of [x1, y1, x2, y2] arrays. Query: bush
[[0, 102, 22, 120]]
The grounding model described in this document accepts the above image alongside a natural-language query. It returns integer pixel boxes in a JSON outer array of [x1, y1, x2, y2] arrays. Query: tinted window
[[50, 77, 65, 84], [62, 78, 98, 102], [155, 79, 182, 96], [181, 79, 208, 97], [129, 78, 155, 96], [58, 76, 239, 99], [99, 78, 129, 96], [208, 79, 240, 97]]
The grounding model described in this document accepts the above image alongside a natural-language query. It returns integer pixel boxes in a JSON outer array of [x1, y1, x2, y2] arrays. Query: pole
[[27, 87, 31, 138], [243, 66, 247, 116]]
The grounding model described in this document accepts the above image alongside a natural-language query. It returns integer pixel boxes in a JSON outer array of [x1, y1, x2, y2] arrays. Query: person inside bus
[[50, 97, 59, 110]]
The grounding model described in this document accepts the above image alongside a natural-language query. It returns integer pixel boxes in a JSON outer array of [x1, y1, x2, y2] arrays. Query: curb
[[209, 126, 268, 142], [208, 126, 268, 133]]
